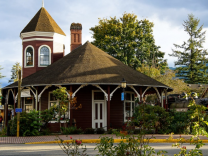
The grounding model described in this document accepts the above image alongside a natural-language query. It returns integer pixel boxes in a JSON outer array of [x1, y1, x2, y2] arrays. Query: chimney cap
[[70, 23, 82, 30]]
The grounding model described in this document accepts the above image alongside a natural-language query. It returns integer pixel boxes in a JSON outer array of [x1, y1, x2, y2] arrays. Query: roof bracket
[[38, 85, 52, 102], [93, 85, 108, 101], [72, 84, 88, 99], [129, 85, 140, 102], [110, 85, 121, 101]]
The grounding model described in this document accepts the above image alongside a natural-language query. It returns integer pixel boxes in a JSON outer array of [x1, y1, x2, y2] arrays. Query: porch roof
[[4, 41, 173, 91]]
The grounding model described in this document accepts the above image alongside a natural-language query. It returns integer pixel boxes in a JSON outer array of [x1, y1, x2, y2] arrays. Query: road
[[0, 143, 208, 156]]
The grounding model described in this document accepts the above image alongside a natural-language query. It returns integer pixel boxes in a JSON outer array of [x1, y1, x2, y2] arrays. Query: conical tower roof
[[5, 42, 172, 91], [21, 7, 66, 36]]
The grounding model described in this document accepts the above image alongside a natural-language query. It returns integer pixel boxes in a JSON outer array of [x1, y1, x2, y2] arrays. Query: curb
[[25, 139, 208, 144]]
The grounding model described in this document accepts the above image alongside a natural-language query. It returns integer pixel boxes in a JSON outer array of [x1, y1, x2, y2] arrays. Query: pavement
[[0, 134, 208, 144], [1, 143, 208, 156]]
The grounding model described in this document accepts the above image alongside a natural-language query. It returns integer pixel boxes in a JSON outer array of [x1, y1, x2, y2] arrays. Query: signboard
[[21, 89, 31, 97], [121, 92, 124, 101], [15, 108, 22, 113]]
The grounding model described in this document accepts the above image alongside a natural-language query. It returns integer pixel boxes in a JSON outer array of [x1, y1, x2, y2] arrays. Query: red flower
[[75, 140, 82, 145], [182, 146, 186, 149], [70, 137, 72, 139], [126, 151, 130, 155], [66, 141, 69, 144], [180, 135, 181, 138]]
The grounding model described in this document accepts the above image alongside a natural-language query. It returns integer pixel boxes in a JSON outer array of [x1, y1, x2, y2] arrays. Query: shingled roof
[[4, 42, 172, 91], [21, 7, 66, 36]]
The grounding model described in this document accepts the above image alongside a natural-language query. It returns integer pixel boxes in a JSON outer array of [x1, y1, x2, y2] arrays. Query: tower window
[[74, 34, 76, 42], [78, 34, 80, 42], [26, 47, 33, 66], [40, 46, 50, 66]]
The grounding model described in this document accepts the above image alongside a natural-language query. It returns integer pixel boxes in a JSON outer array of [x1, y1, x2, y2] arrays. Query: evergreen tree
[[169, 14, 208, 84], [9, 62, 21, 83], [90, 13, 167, 71]]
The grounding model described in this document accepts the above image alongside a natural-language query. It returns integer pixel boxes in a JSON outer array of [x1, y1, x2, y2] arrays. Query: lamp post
[[121, 78, 126, 124]]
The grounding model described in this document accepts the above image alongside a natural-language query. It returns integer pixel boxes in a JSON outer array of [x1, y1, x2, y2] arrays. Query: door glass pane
[[125, 102, 131, 120], [100, 103, 102, 120], [95, 103, 98, 119], [25, 97, 32, 104]]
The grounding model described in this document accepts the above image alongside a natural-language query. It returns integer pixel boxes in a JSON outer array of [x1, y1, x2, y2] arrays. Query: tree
[[0, 65, 5, 84], [9, 62, 21, 83], [52, 87, 82, 132], [138, 64, 190, 94], [169, 14, 208, 84], [90, 13, 167, 71]]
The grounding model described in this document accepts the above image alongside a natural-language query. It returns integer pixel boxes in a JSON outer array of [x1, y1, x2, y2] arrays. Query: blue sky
[[1, 0, 208, 88]]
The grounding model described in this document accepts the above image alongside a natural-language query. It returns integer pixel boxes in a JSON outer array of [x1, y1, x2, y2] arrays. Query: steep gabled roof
[[4, 42, 172, 91], [21, 7, 66, 36]]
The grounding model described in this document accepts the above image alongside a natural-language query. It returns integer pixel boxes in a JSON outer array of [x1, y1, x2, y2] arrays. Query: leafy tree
[[0, 65, 4, 80], [9, 62, 21, 83], [169, 14, 208, 84], [52, 87, 82, 132], [138, 64, 190, 94], [90, 13, 167, 71]]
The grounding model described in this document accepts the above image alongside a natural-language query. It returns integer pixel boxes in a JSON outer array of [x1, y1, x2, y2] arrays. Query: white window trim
[[38, 45, 51, 67], [92, 90, 107, 130], [24, 45, 35, 68], [124, 91, 135, 122], [24, 97, 34, 113], [48, 91, 70, 123]]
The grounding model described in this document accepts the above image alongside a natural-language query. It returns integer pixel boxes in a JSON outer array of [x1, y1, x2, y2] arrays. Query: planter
[[120, 130, 128, 135]]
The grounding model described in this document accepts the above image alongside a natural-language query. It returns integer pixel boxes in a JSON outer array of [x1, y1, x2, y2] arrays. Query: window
[[124, 92, 135, 121], [40, 46, 50, 66], [26, 47, 33, 66], [78, 34, 80, 42], [24, 97, 33, 113], [74, 34, 76, 42], [49, 92, 69, 121]]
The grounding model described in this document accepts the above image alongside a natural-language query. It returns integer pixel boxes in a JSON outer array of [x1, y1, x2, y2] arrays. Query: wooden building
[[2, 5, 173, 132]]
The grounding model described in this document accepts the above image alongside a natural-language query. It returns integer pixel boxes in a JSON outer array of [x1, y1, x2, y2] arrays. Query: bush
[[133, 104, 173, 134], [61, 126, 83, 134], [84, 128, 95, 134], [9, 110, 42, 136], [96, 128, 105, 134]]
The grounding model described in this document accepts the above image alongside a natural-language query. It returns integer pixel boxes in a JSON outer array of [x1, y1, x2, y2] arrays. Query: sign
[[121, 92, 124, 101], [21, 89, 31, 97], [15, 108, 22, 113]]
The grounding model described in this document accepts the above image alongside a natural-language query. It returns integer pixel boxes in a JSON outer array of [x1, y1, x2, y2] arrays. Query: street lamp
[[121, 78, 126, 124]]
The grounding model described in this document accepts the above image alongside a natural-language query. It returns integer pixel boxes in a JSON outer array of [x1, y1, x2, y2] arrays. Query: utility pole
[[17, 69, 21, 137]]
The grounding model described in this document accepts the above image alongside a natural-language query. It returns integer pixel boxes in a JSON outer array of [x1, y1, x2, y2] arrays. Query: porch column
[[14, 89, 16, 116], [5, 103, 8, 127], [70, 85, 73, 126], [161, 90, 163, 108], [139, 87, 143, 103], [107, 86, 110, 130]]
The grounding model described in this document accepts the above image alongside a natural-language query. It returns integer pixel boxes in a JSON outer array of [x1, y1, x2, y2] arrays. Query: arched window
[[26, 47, 33, 66], [40, 46, 50, 66]]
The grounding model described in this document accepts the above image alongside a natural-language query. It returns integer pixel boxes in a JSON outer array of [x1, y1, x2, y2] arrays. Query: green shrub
[[133, 104, 173, 134], [40, 128, 51, 136], [61, 126, 83, 134], [0, 126, 7, 137], [84, 128, 95, 134], [96, 128, 105, 134], [9, 110, 41, 136]]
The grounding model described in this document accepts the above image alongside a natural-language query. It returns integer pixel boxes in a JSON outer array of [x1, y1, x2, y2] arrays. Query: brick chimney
[[70, 23, 82, 52]]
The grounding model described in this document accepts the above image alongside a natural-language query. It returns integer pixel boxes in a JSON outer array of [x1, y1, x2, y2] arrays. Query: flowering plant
[[56, 135, 88, 156]]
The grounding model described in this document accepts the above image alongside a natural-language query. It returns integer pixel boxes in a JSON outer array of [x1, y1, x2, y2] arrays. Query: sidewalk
[[0, 134, 208, 144]]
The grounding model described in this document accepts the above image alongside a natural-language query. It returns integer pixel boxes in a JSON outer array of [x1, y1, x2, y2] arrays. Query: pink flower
[[75, 140, 82, 145]]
